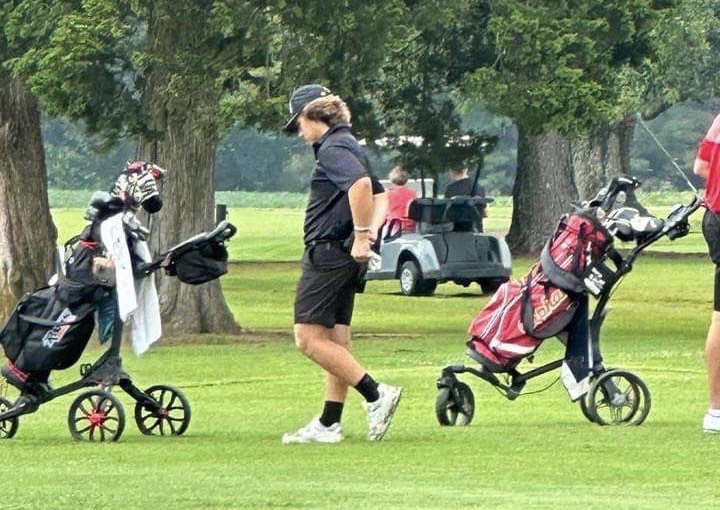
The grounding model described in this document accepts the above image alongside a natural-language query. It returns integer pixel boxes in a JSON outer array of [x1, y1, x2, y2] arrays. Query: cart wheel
[[0, 397, 19, 439], [134, 385, 191, 436], [399, 261, 436, 296], [579, 367, 614, 423], [68, 390, 125, 441], [436, 381, 475, 426], [586, 369, 651, 426], [579, 393, 596, 423]]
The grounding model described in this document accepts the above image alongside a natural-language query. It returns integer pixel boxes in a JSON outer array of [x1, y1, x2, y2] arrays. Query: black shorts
[[294, 243, 363, 328], [702, 209, 720, 310]]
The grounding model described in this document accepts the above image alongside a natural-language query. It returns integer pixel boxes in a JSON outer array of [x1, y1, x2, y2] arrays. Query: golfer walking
[[281, 84, 402, 444]]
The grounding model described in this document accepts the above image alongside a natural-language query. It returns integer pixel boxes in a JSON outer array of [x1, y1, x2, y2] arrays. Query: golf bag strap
[[539, 242, 585, 293], [19, 311, 92, 328]]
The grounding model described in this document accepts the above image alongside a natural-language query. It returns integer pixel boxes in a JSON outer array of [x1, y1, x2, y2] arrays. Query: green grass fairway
[[51, 192, 709, 263], [2, 254, 719, 509]]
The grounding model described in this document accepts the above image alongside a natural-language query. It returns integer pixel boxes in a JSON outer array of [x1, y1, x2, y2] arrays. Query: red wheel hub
[[88, 409, 106, 427]]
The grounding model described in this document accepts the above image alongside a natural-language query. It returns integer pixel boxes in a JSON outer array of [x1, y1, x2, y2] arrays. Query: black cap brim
[[283, 111, 301, 133]]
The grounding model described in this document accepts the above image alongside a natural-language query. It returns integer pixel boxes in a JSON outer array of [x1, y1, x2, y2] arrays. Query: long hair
[[302, 95, 352, 127]]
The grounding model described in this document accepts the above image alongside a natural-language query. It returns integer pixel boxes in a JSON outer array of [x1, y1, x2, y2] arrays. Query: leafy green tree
[[5, 0, 270, 333], [6, 0, 413, 332], [370, 1, 498, 187], [631, 98, 720, 191], [464, 0, 718, 252]]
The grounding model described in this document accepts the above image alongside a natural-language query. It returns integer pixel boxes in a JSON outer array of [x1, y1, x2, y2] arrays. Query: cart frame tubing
[[439, 195, 702, 400], [0, 298, 162, 422]]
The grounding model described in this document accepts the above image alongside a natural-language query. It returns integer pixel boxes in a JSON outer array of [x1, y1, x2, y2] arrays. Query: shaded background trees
[[0, 0, 719, 325], [463, 0, 719, 251]]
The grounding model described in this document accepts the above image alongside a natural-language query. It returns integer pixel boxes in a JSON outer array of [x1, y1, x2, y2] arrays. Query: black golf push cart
[[435, 177, 703, 427], [0, 219, 236, 441], [0, 161, 237, 442]]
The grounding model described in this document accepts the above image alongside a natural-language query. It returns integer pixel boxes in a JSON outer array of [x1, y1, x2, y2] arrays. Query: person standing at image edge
[[693, 112, 720, 433], [281, 84, 402, 444]]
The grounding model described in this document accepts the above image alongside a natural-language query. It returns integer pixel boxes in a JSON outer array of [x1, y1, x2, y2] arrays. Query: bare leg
[[706, 311, 720, 408], [324, 325, 352, 403], [294, 323, 365, 388]]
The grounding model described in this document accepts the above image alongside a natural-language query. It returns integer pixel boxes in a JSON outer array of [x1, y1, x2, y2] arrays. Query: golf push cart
[[0, 162, 237, 441], [365, 141, 512, 296], [435, 176, 702, 427]]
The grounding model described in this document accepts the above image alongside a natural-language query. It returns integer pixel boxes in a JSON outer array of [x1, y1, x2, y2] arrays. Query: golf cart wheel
[[479, 277, 507, 295], [134, 385, 191, 436], [586, 369, 651, 426], [68, 390, 126, 442], [0, 397, 19, 439], [399, 260, 436, 296], [436, 381, 475, 426]]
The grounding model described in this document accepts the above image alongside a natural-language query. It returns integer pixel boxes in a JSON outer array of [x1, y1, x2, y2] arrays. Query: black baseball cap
[[283, 84, 332, 133]]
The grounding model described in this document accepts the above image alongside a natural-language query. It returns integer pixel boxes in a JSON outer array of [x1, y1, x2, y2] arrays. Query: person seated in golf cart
[[445, 167, 486, 200], [384, 166, 417, 237]]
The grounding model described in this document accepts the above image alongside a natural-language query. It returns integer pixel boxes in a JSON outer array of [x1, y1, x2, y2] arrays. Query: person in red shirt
[[694, 112, 720, 432], [385, 166, 417, 235]]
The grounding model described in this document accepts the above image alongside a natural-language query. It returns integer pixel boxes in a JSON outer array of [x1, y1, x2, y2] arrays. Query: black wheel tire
[[586, 369, 651, 426], [399, 261, 421, 296], [478, 277, 507, 295], [0, 396, 19, 439], [418, 279, 438, 296], [399, 261, 437, 296], [68, 390, 126, 442], [134, 385, 191, 436], [436, 382, 475, 426], [579, 393, 596, 423]]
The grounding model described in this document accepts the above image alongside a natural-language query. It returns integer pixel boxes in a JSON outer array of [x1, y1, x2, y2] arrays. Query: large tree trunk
[[506, 128, 578, 254], [570, 114, 636, 201], [508, 117, 639, 254], [137, 7, 240, 336], [0, 77, 57, 320]]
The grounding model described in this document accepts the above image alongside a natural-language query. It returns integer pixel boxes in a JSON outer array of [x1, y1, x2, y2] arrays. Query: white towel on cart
[[100, 213, 162, 355]]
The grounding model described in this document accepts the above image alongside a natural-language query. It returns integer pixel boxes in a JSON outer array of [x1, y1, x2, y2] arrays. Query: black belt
[[305, 239, 350, 252], [306, 240, 345, 247]]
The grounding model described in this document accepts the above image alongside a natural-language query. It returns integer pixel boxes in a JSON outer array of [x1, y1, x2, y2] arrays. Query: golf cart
[[366, 144, 512, 296]]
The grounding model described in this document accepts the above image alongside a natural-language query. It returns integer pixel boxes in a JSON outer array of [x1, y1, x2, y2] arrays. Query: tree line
[[0, 1, 718, 331], [45, 97, 718, 196]]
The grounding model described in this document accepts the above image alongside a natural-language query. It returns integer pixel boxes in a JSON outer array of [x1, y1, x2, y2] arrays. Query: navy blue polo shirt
[[303, 124, 384, 245]]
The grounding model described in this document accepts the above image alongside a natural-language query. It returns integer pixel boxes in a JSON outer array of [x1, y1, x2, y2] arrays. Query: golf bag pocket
[[0, 286, 95, 371], [58, 234, 114, 305], [469, 266, 577, 368], [540, 211, 612, 293], [169, 241, 228, 284]]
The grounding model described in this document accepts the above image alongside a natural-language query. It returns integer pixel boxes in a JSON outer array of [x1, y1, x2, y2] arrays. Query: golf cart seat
[[408, 197, 493, 233], [408, 199, 454, 234], [445, 196, 494, 232]]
